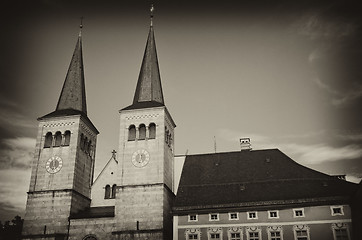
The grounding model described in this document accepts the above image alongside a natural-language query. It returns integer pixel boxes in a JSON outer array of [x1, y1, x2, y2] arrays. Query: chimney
[[240, 138, 251, 150]]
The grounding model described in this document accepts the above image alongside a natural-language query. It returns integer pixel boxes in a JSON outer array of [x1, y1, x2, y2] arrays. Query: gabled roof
[[173, 149, 358, 213], [123, 26, 164, 110], [55, 30, 87, 115]]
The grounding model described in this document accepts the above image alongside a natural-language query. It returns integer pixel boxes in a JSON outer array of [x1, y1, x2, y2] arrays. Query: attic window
[[331, 206, 344, 216], [293, 208, 305, 218], [229, 212, 239, 220], [209, 213, 219, 221], [268, 210, 279, 219], [188, 214, 198, 222], [247, 211, 258, 219]]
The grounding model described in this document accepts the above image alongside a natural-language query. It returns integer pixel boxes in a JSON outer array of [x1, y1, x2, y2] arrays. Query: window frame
[[293, 208, 305, 218], [331, 206, 344, 216], [267, 226, 283, 240], [247, 211, 258, 220], [209, 213, 219, 221], [268, 210, 279, 219], [246, 227, 261, 240], [293, 225, 310, 240], [229, 212, 239, 220], [188, 214, 198, 222], [332, 223, 350, 240]]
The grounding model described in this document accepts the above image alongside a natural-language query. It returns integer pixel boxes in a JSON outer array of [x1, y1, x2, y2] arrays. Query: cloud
[[313, 77, 362, 107], [0, 168, 31, 222], [280, 143, 362, 164], [0, 137, 35, 169]]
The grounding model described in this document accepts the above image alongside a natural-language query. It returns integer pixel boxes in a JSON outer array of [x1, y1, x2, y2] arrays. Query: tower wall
[[23, 115, 97, 239], [114, 106, 175, 239]]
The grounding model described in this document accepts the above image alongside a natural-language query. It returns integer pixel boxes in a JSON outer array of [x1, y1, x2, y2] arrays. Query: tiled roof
[[173, 149, 358, 212], [56, 34, 87, 115], [132, 26, 164, 106], [70, 206, 115, 219]]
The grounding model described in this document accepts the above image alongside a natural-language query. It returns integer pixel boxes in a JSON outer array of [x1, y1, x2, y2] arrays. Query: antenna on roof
[[214, 136, 217, 153]]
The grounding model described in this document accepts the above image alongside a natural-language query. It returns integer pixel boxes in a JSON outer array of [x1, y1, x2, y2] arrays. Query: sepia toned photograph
[[0, 1, 361, 239]]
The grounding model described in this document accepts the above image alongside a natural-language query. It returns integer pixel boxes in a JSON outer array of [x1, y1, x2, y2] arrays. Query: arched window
[[87, 140, 92, 154], [111, 184, 117, 199], [128, 125, 136, 141], [83, 235, 97, 240], [84, 137, 88, 153], [104, 185, 111, 199], [54, 132, 62, 147], [64, 131, 71, 146], [149, 123, 156, 139], [80, 134, 85, 150], [165, 129, 169, 144], [44, 132, 52, 148], [139, 124, 146, 140]]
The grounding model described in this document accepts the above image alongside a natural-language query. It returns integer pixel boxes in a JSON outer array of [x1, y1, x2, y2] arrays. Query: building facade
[[22, 12, 359, 240]]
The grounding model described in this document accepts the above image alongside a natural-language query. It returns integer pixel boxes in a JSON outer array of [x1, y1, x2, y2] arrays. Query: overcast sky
[[0, 0, 361, 222]]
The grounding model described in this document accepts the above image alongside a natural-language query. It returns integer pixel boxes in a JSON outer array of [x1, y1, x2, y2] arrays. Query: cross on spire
[[150, 4, 154, 26], [111, 150, 117, 160]]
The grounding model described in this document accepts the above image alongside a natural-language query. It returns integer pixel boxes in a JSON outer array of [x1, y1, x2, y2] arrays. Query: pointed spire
[[56, 20, 87, 115], [132, 5, 164, 106]]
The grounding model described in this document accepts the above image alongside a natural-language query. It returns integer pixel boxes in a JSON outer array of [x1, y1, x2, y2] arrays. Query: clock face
[[46, 156, 63, 174], [131, 149, 150, 168]]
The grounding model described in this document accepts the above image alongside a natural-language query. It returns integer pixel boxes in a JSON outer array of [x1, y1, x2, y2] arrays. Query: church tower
[[22, 24, 99, 240], [114, 6, 176, 240]]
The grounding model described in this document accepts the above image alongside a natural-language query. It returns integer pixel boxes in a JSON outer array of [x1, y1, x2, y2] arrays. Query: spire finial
[[150, 4, 154, 26], [79, 17, 84, 37]]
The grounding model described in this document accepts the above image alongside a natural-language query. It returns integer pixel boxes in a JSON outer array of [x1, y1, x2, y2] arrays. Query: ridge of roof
[[93, 155, 118, 185]]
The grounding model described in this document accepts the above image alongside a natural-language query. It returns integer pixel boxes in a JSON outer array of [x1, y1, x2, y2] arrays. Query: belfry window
[[111, 184, 117, 199], [54, 131, 62, 147], [149, 123, 156, 139], [139, 124, 146, 140], [104, 185, 111, 199], [64, 131, 71, 146], [44, 132, 52, 148], [80, 134, 85, 150], [128, 125, 136, 141]]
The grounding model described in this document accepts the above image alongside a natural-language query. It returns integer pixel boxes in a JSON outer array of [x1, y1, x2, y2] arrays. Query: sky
[[0, 0, 362, 223]]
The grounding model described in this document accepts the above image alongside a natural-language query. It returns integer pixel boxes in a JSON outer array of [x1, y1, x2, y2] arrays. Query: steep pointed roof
[[124, 26, 164, 110], [55, 29, 87, 115]]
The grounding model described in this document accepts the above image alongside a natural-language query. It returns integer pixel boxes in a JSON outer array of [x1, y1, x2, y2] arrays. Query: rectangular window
[[231, 233, 241, 240], [188, 234, 198, 239], [334, 228, 349, 240], [229, 212, 239, 220], [331, 206, 344, 216], [293, 208, 304, 218], [247, 211, 258, 219], [210, 233, 220, 239], [295, 230, 308, 240], [270, 231, 281, 240], [249, 232, 260, 240], [209, 213, 219, 221], [268, 210, 279, 219], [188, 214, 198, 222]]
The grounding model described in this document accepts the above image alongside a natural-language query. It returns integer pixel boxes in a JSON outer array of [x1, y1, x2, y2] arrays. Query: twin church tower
[[22, 9, 175, 240]]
